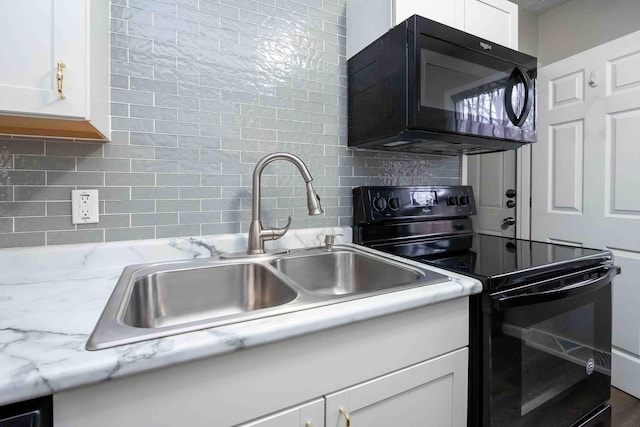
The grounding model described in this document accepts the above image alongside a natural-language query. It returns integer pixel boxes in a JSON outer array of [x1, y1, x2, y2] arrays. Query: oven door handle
[[493, 265, 617, 311]]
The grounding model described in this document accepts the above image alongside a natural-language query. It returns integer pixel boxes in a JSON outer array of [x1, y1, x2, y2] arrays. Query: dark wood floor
[[611, 387, 640, 426]]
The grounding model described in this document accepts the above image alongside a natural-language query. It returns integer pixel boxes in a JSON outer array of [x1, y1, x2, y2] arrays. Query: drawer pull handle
[[57, 60, 66, 100], [339, 408, 351, 427]]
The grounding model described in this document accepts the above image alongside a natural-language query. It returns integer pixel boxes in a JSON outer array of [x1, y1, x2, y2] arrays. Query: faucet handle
[[270, 215, 293, 240]]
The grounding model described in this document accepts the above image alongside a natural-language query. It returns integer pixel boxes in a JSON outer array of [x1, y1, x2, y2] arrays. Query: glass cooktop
[[404, 234, 611, 291]]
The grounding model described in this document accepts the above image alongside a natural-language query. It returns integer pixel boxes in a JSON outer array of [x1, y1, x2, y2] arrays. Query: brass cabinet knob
[[56, 60, 66, 99]]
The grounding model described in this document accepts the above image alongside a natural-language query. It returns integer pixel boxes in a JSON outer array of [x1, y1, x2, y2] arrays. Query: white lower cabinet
[[240, 398, 325, 427], [325, 348, 468, 427], [240, 348, 467, 427], [54, 298, 470, 426]]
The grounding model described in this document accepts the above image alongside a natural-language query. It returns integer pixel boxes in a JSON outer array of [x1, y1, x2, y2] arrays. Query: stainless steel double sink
[[87, 245, 450, 350]]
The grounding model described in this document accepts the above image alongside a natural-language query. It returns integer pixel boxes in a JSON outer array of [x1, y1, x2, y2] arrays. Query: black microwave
[[348, 15, 537, 156]]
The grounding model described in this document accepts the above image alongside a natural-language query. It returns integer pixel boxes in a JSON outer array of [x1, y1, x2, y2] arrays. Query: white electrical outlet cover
[[72, 189, 100, 224]]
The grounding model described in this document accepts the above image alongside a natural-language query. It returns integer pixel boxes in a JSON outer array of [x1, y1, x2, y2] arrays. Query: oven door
[[484, 264, 615, 427]]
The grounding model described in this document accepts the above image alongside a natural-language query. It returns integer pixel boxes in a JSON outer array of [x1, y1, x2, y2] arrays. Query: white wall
[[538, 0, 640, 65]]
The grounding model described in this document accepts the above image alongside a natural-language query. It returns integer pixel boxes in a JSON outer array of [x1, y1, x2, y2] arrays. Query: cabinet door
[[463, 0, 518, 49], [238, 398, 324, 427], [394, 0, 464, 29], [0, 0, 86, 118], [347, 0, 465, 59], [325, 348, 468, 427]]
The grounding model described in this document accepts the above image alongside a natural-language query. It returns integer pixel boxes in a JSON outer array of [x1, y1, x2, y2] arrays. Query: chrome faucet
[[247, 152, 323, 255]]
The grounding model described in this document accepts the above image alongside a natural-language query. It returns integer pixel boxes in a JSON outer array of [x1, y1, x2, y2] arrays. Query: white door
[[325, 348, 468, 427], [531, 29, 640, 398], [0, 0, 86, 118], [466, 151, 517, 237]]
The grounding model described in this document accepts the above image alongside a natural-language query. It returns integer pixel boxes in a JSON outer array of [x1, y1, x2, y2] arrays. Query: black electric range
[[353, 186, 617, 427]]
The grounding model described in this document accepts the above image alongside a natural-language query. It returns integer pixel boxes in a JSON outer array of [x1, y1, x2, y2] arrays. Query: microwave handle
[[504, 66, 534, 127], [492, 265, 616, 311]]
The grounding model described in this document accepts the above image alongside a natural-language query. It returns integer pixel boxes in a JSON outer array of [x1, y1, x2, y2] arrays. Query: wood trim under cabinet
[[0, 114, 108, 141]]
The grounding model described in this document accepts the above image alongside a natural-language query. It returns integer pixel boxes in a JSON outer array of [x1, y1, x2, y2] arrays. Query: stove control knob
[[447, 196, 459, 206], [388, 197, 401, 211], [459, 196, 469, 205], [373, 196, 388, 211]]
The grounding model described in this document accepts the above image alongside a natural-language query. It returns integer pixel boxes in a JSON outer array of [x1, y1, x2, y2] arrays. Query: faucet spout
[[306, 182, 323, 216], [247, 153, 323, 255]]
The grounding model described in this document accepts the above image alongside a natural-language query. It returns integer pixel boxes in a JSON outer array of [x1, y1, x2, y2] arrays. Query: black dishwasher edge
[[0, 395, 52, 427]]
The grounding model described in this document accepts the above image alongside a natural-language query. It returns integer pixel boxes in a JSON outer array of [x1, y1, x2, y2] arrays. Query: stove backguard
[[353, 186, 476, 225]]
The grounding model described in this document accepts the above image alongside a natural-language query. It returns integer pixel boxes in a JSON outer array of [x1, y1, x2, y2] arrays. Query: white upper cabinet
[[463, 0, 518, 49], [347, 0, 518, 59], [0, 0, 110, 140], [395, 0, 465, 29], [0, 0, 85, 117]]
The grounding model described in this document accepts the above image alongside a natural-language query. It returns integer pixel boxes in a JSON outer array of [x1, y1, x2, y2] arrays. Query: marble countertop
[[0, 227, 482, 406]]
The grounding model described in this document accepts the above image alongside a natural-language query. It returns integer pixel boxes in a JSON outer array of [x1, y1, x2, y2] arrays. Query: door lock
[[506, 189, 516, 198], [502, 217, 516, 226], [506, 200, 516, 208]]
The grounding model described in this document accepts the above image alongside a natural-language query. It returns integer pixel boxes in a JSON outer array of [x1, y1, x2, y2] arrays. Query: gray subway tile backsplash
[[179, 211, 221, 225], [0, 139, 45, 155], [105, 172, 155, 186], [77, 214, 130, 230], [156, 173, 199, 186], [157, 199, 200, 213], [78, 158, 131, 172], [47, 230, 104, 245], [131, 213, 179, 227], [105, 200, 156, 214], [111, 60, 154, 79], [0, 171, 45, 186], [103, 144, 155, 159], [47, 172, 105, 186], [132, 186, 179, 200], [0, 187, 11, 201], [105, 226, 155, 242], [0, 202, 46, 218], [14, 186, 74, 201], [0, 0, 459, 248], [14, 156, 75, 171], [130, 132, 177, 147], [156, 224, 200, 238], [0, 218, 12, 233], [0, 232, 45, 248], [131, 159, 179, 173], [15, 216, 75, 233]]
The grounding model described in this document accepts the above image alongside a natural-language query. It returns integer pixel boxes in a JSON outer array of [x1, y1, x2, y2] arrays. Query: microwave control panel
[[353, 186, 476, 224]]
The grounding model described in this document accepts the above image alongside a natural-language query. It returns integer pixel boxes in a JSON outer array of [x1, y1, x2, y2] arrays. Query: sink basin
[[86, 259, 302, 350], [87, 245, 451, 350], [123, 263, 298, 329], [272, 250, 424, 295]]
